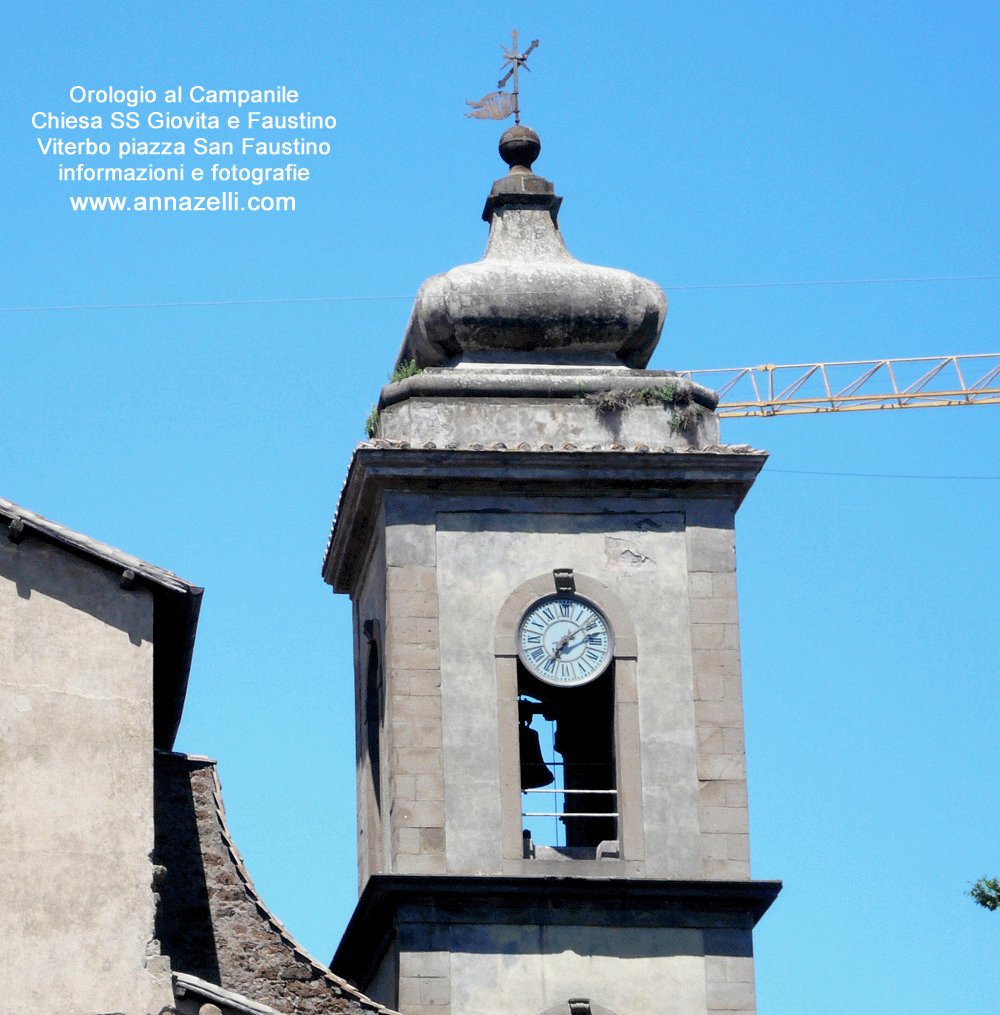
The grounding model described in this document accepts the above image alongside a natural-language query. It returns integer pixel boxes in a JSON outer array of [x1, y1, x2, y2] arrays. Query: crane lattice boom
[[681, 354, 1000, 417]]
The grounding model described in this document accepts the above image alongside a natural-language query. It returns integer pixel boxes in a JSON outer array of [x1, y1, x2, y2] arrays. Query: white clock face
[[517, 595, 614, 687]]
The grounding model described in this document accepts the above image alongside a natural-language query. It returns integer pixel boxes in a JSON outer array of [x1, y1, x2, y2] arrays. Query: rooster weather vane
[[466, 30, 539, 125]]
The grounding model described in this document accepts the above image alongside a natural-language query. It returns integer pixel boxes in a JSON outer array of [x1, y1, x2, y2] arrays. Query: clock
[[517, 594, 615, 687]]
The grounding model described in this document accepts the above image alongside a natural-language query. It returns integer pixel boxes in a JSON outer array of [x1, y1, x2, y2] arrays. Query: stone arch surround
[[492, 571, 643, 872]]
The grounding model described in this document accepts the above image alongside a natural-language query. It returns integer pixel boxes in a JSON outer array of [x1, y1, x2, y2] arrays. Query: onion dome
[[395, 127, 667, 370]]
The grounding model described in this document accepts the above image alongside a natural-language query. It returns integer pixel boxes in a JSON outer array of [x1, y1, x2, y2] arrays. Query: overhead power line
[[1, 274, 998, 313], [766, 468, 1000, 480]]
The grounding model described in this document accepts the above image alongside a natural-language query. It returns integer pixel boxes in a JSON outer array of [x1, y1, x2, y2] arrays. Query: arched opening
[[495, 570, 639, 866], [518, 658, 617, 855]]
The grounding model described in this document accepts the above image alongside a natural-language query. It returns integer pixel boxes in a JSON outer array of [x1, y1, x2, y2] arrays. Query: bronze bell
[[519, 722, 555, 789]]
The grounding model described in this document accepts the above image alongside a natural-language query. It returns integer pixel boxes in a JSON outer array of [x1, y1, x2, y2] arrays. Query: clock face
[[517, 595, 614, 687]]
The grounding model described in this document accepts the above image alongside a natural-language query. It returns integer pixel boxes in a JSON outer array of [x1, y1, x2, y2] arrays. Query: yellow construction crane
[[681, 353, 1000, 418]]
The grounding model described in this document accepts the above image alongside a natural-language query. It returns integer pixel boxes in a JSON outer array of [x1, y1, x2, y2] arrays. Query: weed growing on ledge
[[389, 360, 423, 384], [669, 405, 705, 433], [364, 405, 379, 439], [633, 383, 677, 405]]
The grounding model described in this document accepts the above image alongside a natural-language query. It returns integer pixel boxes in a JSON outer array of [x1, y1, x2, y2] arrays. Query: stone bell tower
[[324, 126, 780, 1015]]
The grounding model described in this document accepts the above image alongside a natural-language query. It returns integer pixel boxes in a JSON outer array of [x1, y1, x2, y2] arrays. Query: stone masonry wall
[[386, 565, 447, 875]]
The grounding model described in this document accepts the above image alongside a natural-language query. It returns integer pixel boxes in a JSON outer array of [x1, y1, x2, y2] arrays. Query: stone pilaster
[[689, 523, 751, 880], [387, 565, 447, 875]]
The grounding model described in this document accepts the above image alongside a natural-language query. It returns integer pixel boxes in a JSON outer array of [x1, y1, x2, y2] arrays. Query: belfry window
[[363, 619, 383, 812], [518, 659, 617, 857]]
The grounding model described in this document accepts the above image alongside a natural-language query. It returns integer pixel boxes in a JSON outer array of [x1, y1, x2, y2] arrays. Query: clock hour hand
[[551, 626, 584, 657]]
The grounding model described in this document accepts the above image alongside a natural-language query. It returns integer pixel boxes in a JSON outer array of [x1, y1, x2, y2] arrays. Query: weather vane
[[466, 30, 539, 125]]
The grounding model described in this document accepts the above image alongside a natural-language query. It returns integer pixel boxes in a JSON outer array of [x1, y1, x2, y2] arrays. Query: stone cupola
[[396, 126, 668, 370]]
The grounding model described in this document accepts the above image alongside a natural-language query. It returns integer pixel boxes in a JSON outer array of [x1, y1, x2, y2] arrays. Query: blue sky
[[2, 3, 998, 1012]]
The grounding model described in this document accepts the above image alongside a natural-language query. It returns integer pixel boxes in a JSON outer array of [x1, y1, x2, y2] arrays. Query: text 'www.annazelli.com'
[[69, 193, 294, 211]]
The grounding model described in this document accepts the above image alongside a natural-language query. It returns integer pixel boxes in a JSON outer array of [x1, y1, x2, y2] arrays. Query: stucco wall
[[445, 925, 707, 1015], [0, 534, 172, 1015], [433, 504, 697, 877]]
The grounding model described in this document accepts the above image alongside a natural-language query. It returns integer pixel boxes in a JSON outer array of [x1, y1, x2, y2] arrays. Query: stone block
[[398, 976, 421, 1006], [693, 650, 742, 678], [407, 670, 443, 696], [420, 976, 451, 1005], [691, 624, 725, 650], [388, 566, 438, 593], [396, 799, 445, 827], [702, 833, 729, 860], [391, 644, 440, 670], [688, 572, 713, 599], [392, 694, 442, 721], [393, 721, 443, 750], [727, 833, 750, 860], [712, 572, 738, 599], [687, 528, 736, 574], [420, 826, 446, 853], [705, 955, 755, 982], [723, 726, 745, 754], [726, 781, 748, 807], [697, 727, 724, 754], [703, 858, 751, 880], [698, 780, 727, 807], [395, 853, 448, 876], [400, 951, 449, 978], [694, 701, 744, 728], [707, 980, 756, 1010], [394, 827, 420, 855], [690, 598, 739, 625], [394, 616, 439, 644], [395, 747, 443, 775], [723, 673, 744, 702], [723, 624, 741, 650], [385, 518, 437, 568], [698, 754, 747, 780], [695, 674, 725, 702], [392, 774, 417, 801], [416, 772, 445, 799], [392, 591, 439, 619], [702, 806, 749, 834], [615, 658, 638, 704]]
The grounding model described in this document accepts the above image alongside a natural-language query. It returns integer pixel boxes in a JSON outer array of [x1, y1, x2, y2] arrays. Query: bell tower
[[324, 126, 780, 1015]]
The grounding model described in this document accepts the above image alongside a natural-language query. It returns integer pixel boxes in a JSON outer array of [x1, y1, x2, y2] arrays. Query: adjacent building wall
[[0, 532, 173, 1015]]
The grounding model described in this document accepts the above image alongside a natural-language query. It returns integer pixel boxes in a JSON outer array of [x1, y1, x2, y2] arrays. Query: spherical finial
[[499, 125, 541, 173]]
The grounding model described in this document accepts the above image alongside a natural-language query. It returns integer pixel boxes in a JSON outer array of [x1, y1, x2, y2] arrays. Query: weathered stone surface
[[394, 161, 667, 370], [153, 752, 393, 1015], [378, 380, 721, 450]]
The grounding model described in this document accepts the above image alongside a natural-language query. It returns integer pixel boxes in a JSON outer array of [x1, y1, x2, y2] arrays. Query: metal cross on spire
[[466, 30, 539, 124]]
